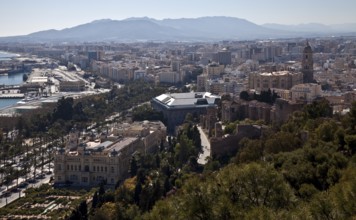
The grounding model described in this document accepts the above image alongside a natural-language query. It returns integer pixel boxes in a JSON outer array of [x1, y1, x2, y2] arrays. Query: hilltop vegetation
[[88, 99, 356, 219]]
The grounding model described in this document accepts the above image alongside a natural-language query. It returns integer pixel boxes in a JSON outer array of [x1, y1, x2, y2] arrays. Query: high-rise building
[[206, 63, 224, 78], [88, 51, 101, 61], [158, 71, 181, 84], [171, 60, 180, 72], [302, 42, 314, 83], [217, 48, 232, 65], [197, 74, 208, 92]]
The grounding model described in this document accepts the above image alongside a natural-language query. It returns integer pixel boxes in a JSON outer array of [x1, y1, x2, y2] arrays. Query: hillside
[[85, 99, 356, 219]]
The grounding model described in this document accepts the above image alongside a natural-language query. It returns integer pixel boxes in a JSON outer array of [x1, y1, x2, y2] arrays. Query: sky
[[0, 0, 355, 37]]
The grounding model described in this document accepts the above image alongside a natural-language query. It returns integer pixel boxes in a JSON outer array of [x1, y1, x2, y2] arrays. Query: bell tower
[[302, 41, 314, 83]]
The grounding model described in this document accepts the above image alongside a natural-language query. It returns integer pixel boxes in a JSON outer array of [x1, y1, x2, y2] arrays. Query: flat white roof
[[259, 70, 295, 76], [154, 92, 220, 108]]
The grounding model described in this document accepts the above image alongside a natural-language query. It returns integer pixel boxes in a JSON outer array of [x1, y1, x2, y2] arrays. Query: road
[[0, 152, 53, 208], [197, 126, 211, 165], [0, 172, 52, 208]]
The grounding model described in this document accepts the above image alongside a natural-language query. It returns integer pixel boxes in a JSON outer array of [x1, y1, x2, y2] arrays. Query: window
[[82, 177, 88, 183], [111, 167, 114, 173], [105, 167, 107, 172], [101, 167, 103, 172], [93, 166, 96, 171], [67, 165, 69, 171], [85, 165, 89, 172], [71, 165, 73, 171], [272, 79, 278, 88], [57, 164, 62, 171]]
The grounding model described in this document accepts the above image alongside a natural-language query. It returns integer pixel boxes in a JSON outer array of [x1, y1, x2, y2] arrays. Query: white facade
[[134, 70, 146, 80], [290, 83, 321, 103]]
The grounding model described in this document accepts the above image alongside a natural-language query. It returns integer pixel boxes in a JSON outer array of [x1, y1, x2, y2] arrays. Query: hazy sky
[[1, 0, 355, 37]]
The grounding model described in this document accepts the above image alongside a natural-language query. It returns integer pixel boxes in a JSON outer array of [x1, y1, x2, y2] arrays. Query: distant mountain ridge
[[1, 16, 355, 43], [262, 23, 356, 34]]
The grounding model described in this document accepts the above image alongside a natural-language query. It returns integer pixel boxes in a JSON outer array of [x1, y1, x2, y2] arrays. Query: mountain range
[[1, 16, 355, 43]]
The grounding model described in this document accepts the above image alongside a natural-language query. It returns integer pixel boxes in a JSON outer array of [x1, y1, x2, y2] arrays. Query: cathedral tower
[[302, 41, 314, 83]]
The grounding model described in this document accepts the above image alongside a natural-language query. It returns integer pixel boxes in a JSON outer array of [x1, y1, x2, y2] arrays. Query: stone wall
[[221, 100, 272, 123], [210, 124, 262, 158]]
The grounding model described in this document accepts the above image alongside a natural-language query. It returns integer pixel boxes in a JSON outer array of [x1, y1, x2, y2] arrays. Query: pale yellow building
[[54, 121, 166, 186], [54, 138, 142, 186], [248, 70, 303, 91], [206, 63, 224, 78], [273, 88, 291, 100], [290, 83, 322, 103]]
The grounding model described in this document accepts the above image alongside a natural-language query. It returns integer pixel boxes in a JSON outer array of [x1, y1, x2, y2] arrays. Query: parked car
[[28, 178, 37, 184], [1, 191, 11, 197], [10, 187, 19, 193], [18, 181, 29, 188]]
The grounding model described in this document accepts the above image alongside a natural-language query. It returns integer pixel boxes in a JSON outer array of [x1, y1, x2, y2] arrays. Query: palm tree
[[0, 167, 5, 186], [31, 139, 38, 180], [46, 142, 54, 173], [4, 166, 14, 191], [40, 136, 46, 175], [22, 148, 31, 182]]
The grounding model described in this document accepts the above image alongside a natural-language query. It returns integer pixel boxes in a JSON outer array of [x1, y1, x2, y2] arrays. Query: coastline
[[0, 51, 20, 60]]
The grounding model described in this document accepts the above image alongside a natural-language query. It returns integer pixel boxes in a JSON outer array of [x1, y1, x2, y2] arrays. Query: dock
[[0, 93, 25, 99]]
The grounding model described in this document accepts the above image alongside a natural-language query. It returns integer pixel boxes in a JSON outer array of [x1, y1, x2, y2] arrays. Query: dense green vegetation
[[239, 89, 279, 104], [89, 122, 203, 219], [89, 99, 356, 219], [131, 104, 164, 122]]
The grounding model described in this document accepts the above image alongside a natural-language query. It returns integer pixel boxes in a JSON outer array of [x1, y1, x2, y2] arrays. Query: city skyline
[[1, 0, 355, 37]]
